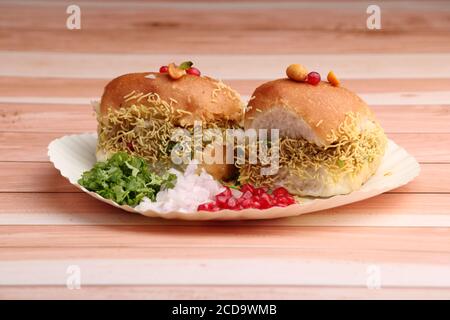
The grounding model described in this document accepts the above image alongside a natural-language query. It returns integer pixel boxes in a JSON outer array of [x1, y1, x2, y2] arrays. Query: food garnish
[[286, 63, 308, 82], [327, 71, 340, 86], [160, 61, 201, 78], [78, 152, 177, 206], [197, 184, 296, 211], [186, 67, 201, 76], [178, 61, 194, 70], [168, 63, 186, 79], [306, 71, 321, 85], [135, 161, 223, 213]]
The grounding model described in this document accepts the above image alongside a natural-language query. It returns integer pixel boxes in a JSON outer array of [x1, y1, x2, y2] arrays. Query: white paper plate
[[48, 133, 420, 220]]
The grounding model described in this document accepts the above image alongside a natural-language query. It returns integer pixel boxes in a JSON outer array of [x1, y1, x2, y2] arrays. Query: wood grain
[[3, 52, 450, 80], [1, 258, 448, 287], [1, 0, 449, 299], [1, 226, 449, 254], [1, 1, 450, 54], [1, 246, 448, 265], [1, 285, 450, 300]]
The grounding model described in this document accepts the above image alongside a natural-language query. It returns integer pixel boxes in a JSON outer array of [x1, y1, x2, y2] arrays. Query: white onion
[[135, 161, 224, 213]]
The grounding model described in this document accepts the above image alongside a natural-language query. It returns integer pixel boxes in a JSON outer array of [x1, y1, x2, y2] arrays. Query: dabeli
[[95, 61, 242, 181], [239, 65, 388, 197], [79, 62, 388, 213]]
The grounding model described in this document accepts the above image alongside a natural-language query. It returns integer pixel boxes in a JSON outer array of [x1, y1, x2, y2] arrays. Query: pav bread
[[96, 71, 243, 181], [240, 79, 387, 197]]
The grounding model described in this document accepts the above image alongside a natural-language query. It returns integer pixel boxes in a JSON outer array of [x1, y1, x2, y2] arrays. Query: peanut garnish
[[327, 71, 340, 86], [286, 64, 308, 82]]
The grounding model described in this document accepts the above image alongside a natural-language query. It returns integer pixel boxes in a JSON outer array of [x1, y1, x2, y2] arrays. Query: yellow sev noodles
[[97, 92, 240, 170], [238, 113, 387, 188]]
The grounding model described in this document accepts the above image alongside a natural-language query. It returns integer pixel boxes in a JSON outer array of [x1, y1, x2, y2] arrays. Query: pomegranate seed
[[186, 67, 201, 76], [218, 187, 232, 198], [260, 193, 272, 203], [254, 187, 267, 196], [242, 190, 253, 200], [252, 201, 261, 209], [227, 197, 237, 209], [199, 183, 294, 212], [198, 202, 215, 211], [241, 199, 252, 208], [240, 184, 255, 194], [215, 194, 229, 207], [159, 65, 168, 73], [272, 187, 289, 197], [306, 72, 321, 85], [286, 197, 296, 205], [259, 194, 272, 208]]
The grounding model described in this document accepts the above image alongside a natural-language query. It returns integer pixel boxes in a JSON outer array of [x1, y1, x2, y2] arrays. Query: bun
[[241, 78, 387, 197], [245, 79, 373, 146], [97, 72, 243, 182], [101, 72, 243, 126]]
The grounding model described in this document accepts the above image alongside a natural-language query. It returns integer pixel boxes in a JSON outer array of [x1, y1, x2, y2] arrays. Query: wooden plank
[[0, 162, 446, 193], [0, 258, 448, 287], [1, 246, 448, 265], [2, 104, 450, 133], [0, 193, 449, 227], [2, 52, 450, 80], [1, 132, 449, 163], [1, 2, 450, 54], [0, 225, 449, 252], [3, 77, 450, 98], [1, 285, 449, 300], [0, 162, 79, 193]]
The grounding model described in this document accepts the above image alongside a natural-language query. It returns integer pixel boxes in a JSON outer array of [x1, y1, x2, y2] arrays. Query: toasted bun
[[242, 78, 387, 197], [245, 79, 374, 146], [100, 72, 242, 126]]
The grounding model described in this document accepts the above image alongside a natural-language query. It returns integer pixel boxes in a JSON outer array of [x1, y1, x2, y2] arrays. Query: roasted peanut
[[327, 71, 340, 86], [286, 64, 308, 82]]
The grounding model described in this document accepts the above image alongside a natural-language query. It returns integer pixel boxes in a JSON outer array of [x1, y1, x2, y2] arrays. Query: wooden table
[[1, 0, 450, 299]]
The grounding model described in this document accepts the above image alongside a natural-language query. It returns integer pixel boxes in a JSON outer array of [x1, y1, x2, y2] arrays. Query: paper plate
[[48, 133, 420, 220]]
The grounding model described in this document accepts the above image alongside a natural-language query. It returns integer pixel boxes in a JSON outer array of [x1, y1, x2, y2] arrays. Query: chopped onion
[[135, 161, 224, 213]]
